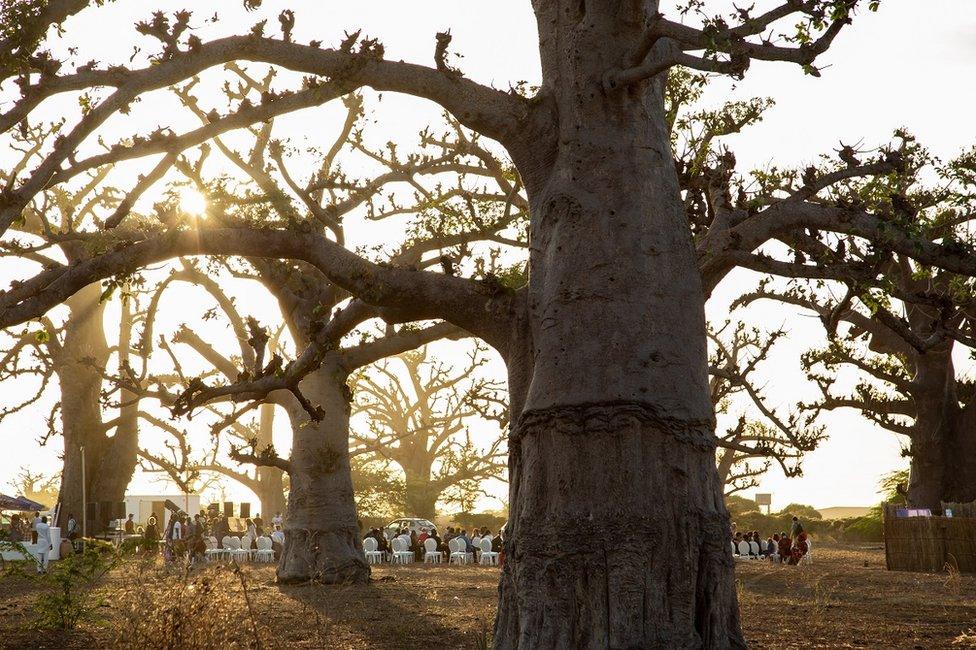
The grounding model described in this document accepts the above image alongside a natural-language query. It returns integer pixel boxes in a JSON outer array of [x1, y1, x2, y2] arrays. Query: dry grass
[[1, 544, 974, 648]]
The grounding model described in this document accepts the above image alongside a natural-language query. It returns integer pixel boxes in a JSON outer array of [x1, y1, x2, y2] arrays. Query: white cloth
[[172, 520, 182, 540], [271, 530, 285, 545], [35, 522, 51, 571]]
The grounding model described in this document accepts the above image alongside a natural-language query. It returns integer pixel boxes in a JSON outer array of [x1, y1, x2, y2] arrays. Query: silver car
[[383, 517, 436, 540]]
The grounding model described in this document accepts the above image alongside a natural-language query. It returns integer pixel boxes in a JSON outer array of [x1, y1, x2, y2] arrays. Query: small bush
[[32, 539, 121, 631]]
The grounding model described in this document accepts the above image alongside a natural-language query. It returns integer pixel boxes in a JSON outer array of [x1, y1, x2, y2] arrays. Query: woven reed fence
[[883, 503, 976, 573]]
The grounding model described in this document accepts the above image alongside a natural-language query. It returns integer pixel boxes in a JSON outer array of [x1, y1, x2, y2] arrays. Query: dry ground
[[1, 544, 974, 648]]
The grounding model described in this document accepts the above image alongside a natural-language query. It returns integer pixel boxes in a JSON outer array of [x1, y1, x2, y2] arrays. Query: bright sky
[[3, 1, 976, 512]]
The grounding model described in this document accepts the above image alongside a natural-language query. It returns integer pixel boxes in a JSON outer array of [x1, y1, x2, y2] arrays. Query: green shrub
[[31, 539, 121, 631]]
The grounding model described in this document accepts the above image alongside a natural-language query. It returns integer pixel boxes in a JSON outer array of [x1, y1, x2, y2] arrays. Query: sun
[[178, 187, 208, 217]]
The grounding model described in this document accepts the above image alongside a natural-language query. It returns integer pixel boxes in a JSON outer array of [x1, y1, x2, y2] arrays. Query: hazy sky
[[2, 1, 976, 512]]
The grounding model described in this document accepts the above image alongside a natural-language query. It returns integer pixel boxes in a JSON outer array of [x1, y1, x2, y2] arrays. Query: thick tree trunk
[[943, 402, 976, 504], [277, 363, 368, 584], [402, 470, 439, 521], [494, 3, 742, 646], [56, 284, 138, 529], [906, 351, 976, 510], [255, 467, 287, 519], [254, 403, 287, 518]]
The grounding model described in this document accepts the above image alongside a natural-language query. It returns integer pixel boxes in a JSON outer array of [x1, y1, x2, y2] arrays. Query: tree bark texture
[[907, 350, 976, 510], [276, 364, 368, 584], [56, 284, 138, 529], [494, 2, 743, 647]]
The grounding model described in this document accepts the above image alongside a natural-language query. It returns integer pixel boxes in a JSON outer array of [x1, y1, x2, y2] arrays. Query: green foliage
[[451, 511, 507, 533], [351, 456, 405, 520], [31, 540, 121, 631], [878, 468, 909, 505]]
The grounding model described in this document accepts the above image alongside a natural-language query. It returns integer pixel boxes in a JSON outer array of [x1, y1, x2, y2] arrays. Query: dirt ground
[[1, 544, 974, 648]]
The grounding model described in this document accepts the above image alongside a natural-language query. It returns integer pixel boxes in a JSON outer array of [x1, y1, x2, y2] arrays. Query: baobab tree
[[734, 138, 976, 511], [349, 344, 507, 519], [88, 65, 523, 584], [0, 123, 151, 527], [11, 1, 976, 646]]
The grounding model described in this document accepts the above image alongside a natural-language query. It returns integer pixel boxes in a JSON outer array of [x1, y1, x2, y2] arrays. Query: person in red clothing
[[777, 531, 792, 563]]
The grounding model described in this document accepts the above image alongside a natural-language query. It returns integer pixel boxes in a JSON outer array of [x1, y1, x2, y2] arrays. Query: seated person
[[777, 531, 792, 562], [271, 525, 285, 559], [458, 529, 474, 553], [788, 532, 809, 565]]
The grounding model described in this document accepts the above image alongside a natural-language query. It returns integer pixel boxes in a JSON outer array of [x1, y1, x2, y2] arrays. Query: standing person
[[790, 516, 804, 540], [8, 515, 23, 543], [272, 512, 283, 528], [35, 516, 52, 574], [124, 514, 135, 534], [245, 518, 257, 546], [66, 513, 78, 541], [30, 511, 40, 544], [144, 515, 159, 554], [254, 513, 264, 537], [214, 515, 230, 547]]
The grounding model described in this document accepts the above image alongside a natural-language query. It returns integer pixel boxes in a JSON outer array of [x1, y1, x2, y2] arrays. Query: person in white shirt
[[271, 526, 285, 546], [35, 516, 52, 573], [270, 525, 285, 561], [272, 512, 283, 527]]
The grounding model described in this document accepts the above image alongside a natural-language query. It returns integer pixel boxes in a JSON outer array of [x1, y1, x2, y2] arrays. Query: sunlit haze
[[3, 0, 976, 514]]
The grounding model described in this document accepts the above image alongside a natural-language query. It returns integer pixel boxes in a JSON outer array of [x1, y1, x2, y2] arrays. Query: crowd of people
[[152, 510, 285, 563], [362, 525, 502, 563], [731, 516, 810, 566]]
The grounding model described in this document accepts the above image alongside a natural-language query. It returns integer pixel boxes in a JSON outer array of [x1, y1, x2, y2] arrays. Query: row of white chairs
[[363, 535, 499, 566], [203, 535, 275, 563]]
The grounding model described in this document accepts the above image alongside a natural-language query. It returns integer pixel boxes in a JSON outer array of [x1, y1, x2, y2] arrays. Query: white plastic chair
[[478, 538, 499, 566], [391, 537, 414, 564], [363, 536, 384, 564], [204, 536, 224, 562], [749, 541, 760, 557], [227, 536, 248, 562], [737, 540, 751, 558], [254, 536, 275, 563], [471, 535, 482, 561], [448, 537, 467, 565], [423, 537, 443, 563], [239, 535, 255, 561]]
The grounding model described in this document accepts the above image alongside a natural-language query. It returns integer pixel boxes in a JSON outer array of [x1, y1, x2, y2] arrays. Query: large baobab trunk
[[253, 403, 287, 517], [402, 471, 438, 521], [494, 3, 742, 647], [907, 352, 976, 509], [56, 284, 138, 530], [277, 363, 367, 584]]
